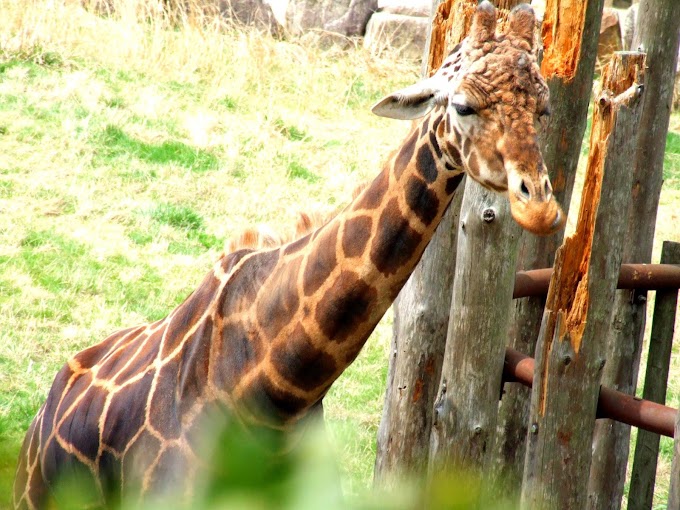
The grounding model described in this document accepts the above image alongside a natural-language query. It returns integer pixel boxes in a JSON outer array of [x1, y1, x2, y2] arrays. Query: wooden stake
[[492, 0, 605, 495], [520, 51, 645, 509], [628, 242, 680, 509]]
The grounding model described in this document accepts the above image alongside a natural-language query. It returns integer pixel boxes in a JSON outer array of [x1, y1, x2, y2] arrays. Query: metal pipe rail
[[513, 263, 680, 299], [503, 348, 677, 438]]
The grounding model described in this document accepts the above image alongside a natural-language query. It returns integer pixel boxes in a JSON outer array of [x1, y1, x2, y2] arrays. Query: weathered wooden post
[[587, 0, 680, 506], [426, 0, 525, 491], [627, 241, 680, 510], [520, 51, 646, 509], [427, 181, 520, 478], [670, 411, 680, 509], [492, 0, 605, 490], [374, 0, 475, 487]]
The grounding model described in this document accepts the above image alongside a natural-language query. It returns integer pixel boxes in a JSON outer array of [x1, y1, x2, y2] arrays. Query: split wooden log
[[424, 0, 526, 492], [427, 181, 520, 484], [519, 51, 646, 509], [492, 0, 605, 492]]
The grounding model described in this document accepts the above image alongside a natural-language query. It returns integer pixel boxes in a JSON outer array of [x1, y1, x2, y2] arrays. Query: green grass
[[97, 124, 220, 172], [664, 131, 680, 189], [0, 2, 417, 507]]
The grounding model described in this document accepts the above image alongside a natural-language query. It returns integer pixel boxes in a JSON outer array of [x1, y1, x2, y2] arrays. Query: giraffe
[[13, 2, 565, 508]]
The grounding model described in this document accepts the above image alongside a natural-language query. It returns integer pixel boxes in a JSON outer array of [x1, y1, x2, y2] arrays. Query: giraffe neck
[[209, 110, 466, 427]]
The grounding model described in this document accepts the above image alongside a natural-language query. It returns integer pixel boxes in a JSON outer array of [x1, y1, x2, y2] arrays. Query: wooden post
[[588, 1, 680, 506], [425, 0, 524, 490], [428, 182, 521, 477], [670, 411, 680, 509], [627, 242, 680, 508], [520, 52, 645, 509], [492, 0, 605, 491], [373, 0, 474, 488]]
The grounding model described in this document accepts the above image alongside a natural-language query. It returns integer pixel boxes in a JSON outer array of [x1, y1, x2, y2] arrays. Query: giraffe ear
[[470, 0, 497, 44], [372, 76, 448, 120], [507, 4, 537, 49]]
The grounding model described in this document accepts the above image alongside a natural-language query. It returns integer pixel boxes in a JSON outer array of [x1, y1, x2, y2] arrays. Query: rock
[[364, 11, 429, 60], [597, 8, 622, 69], [218, 0, 283, 34], [265, 0, 288, 28], [285, 0, 353, 35], [324, 0, 378, 37], [377, 0, 429, 17]]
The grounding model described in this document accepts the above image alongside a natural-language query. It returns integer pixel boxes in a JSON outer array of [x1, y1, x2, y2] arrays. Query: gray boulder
[[363, 11, 428, 60], [285, 0, 353, 35], [377, 0, 429, 17], [324, 0, 378, 37]]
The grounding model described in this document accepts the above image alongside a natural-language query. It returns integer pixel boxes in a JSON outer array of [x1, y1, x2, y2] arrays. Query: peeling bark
[[425, 0, 475, 77], [491, 0, 604, 494], [588, 1, 680, 506], [520, 52, 645, 509], [540, 0, 588, 80]]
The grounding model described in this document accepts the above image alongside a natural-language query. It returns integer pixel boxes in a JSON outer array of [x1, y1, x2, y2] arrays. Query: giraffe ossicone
[[13, 2, 564, 508]]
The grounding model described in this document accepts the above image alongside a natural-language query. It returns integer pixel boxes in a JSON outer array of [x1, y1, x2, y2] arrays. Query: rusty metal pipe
[[513, 263, 680, 299], [503, 347, 677, 438]]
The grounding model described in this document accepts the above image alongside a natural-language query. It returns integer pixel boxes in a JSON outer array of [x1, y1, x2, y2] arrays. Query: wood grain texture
[[588, 0, 680, 505], [627, 242, 680, 510], [492, 0, 605, 494], [520, 51, 645, 509]]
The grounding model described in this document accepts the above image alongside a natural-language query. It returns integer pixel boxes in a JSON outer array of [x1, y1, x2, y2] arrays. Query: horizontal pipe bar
[[503, 347, 677, 438], [513, 263, 680, 299]]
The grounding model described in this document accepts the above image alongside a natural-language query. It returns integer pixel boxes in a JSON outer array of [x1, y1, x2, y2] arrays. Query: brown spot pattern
[[270, 324, 337, 391], [446, 174, 465, 195], [370, 199, 423, 276], [239, 374, 307, 423], [342, 215, 372, 258], [162, 274, 221, 358], [405, 176, 440, 226], [102, 371, 155, 452], [257, 258, 300, 338], [394, 129, 418, 180], [315, 271, 377, 343], [214, 321, 263, 391], [57, 385, 107, 461], [302, 223, 338, 296], [355, 170, 388, 211], [416, 144, 438, 183]]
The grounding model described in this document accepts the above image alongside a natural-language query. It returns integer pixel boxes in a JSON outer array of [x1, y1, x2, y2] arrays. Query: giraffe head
[[372, 1, 565, 236]]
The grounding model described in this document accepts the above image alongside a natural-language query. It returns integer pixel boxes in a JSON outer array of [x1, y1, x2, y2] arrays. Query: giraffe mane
[[224, 181, 369, 254]]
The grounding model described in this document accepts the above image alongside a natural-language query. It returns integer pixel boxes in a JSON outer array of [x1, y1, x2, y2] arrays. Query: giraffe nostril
[[520, 181, 531, 200]]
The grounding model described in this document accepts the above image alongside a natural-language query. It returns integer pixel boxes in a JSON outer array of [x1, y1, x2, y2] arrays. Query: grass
[[0, 0, 678, 508], [0, 0, 415, 506]]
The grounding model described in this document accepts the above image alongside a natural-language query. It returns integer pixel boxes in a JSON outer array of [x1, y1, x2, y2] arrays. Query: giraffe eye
[[453, 103, 476, 116]]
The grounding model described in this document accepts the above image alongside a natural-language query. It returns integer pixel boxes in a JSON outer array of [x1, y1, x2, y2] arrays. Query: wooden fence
[[374, 0, 680, 508]]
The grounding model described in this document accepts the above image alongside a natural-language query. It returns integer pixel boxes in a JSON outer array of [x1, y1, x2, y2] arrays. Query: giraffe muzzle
[[508, 192, 566, 236]]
